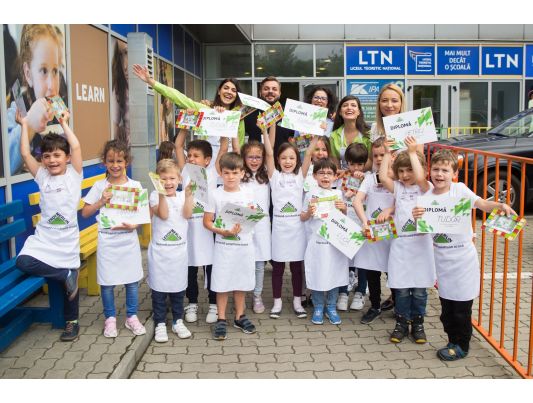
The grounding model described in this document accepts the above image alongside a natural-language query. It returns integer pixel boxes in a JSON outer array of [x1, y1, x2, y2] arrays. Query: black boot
[[390, 314, 409, 343], [411, 315, 427, 344]]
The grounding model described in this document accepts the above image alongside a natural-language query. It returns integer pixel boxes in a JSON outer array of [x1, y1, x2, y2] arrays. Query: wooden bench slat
[[0, 219, 26, 243], [0, 310, 33, 353], [0, 200, 23, 221], [0, 270, 25, 295], [80, 240, 98, 259], [0, 276, 45, 318], [0, 258, 17, 278]]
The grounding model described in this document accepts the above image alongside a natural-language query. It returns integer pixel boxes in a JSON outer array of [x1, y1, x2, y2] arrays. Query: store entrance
[[256, 80, 342, 107]]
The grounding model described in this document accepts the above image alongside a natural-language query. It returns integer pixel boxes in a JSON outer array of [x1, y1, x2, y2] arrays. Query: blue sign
[[346, 45, 405, 75], [437, 46, 479, 75], [407, 46, 434, 75], [482, 47, 523, 75], [346, 79, 405, 121], [526, 45, 533, 78]]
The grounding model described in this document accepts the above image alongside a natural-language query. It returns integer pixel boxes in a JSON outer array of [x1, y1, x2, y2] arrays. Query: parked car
[[435, 108, 533, 213]]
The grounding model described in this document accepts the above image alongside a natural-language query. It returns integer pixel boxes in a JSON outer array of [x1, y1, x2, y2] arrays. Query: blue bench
[[0, 200, 64, 352]]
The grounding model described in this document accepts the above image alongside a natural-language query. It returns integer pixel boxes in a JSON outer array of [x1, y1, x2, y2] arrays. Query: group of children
[[14, 81, 514, 363]]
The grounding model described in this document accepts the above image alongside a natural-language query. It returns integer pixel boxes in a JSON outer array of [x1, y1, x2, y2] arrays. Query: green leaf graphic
[[214, 217, 225, 229], [417, 219, 434, 233], [319, 223, 329, 240], [311, 109, 327, 121], [452, 198, 471, 216], [417, 108, 433, 127], [349, 231, 366, 244]]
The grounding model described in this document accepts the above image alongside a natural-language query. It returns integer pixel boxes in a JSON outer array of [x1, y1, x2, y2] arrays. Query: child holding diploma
[[300, 158, 348, 325], [148, 159, 194, 342], [412, 149, 514, 360], [82, 141, 145, 338], [203, 153, 257, 340], [379, 136, 435, 344]]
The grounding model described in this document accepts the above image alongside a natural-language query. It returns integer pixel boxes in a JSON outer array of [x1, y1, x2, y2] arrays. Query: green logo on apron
[[433, 233, 452, 244], [371, 207, 382, 219], [48, 213, 69, 225], [192, 202, 204, 214], [402, 219, 416, 232], [280, 202, 297, 213], [163, 230, 181, 242]]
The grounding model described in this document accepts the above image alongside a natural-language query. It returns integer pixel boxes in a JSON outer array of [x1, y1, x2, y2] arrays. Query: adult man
[[244, 76, 295, 156]]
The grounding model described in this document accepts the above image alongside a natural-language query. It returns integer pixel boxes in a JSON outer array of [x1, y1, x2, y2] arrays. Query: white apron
[[303, 164, 317, 193], [270, 170, 306, 262], [20, 166, 82, 269], [353, 173, 394, 272], [147, 191, 189, 293], [429, 182, 480, 301], [83, 178, 143, 286], [240, 175, 271, 261], [182, 166, 217, 267], [387, 182, 436, 289], [208, 187, 255, 292], [303, 189, 349, 291]]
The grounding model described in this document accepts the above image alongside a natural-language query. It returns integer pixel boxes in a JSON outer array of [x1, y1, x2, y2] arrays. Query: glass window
[[206, 80, 252, 102], [315, 44, 343, 77], [491, 82, 520, 126], [205, 45, 251, 79], [185, 73, 194, 98], [194, 78, 202, 101], [184, 32, 194, 73], [172, 25, 184, 67], [254, 44, 313, 77], [174, 67, 185, 93], [413, 85, 442, 127], [459, 82, 488, 128], [194, 41, 202, 77]]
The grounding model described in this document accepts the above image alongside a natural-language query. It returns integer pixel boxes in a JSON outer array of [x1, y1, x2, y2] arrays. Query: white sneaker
[[206, 304, 218, 324], [172, 319, 192, 339], [154, 323, 168, 343], [350, 292, 365, 311], [337, 293, 349, 311], [184, 304, 198, 323]]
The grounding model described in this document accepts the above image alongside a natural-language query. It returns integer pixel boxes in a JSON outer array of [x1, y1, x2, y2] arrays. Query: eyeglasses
[[313, 95, 328, 102], [316, 171, 335, 177], [246, 156, 263, 161]]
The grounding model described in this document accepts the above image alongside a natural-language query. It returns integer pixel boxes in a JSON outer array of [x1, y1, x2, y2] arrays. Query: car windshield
[[489, 109, 533, 137]]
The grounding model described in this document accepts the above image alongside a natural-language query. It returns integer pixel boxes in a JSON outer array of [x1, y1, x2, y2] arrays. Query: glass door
[[299, 81, 342, 103]]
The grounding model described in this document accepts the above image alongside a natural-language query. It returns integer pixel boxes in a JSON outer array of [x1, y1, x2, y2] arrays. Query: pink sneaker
[[253, 295, 265, 314], [125, 315, 146, 336], [103, 317, 118, 338]]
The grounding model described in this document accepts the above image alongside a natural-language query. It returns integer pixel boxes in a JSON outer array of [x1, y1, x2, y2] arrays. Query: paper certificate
[[367, 218, 398, 242], [216, 203, 266, 236], [148, 172, 166, 195], [312, 195, 339, 219], [99, 189, 150, 229], [176, 110, 204, 130], [416, 196, 472, 234], [258, 102, 284, 130], [317, 209, 366, 260], [238, 92, 271, 111], [47, 95, 68, 120], [106, 185, 140, 211], [195, 109, 241, 138], [481, 208, 527, 241], [183, 163, 209, 206], [383, 107, 438, 151], [340, 173, 363, 193], [280, 99, 328, 136]]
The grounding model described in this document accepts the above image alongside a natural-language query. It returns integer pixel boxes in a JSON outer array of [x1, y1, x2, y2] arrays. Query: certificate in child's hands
[[99, 188, 151, 229], [47, 96, 68, 120], [340, 173, 363, 193], [176, 110, 204, 130], [183, 163, 209, 206], [257, 102, 284, 130], [416, 196, 472, 234], [383, 107, 437, 151], [280, 99, 328, 136], [238, 92, 271, 111], [312, 195, 339, 219], [481, 208, 526, 240], [217, 203, 267, 235], [367, 218, 398, 242], [316, 208, 366, 259], [105, 185, 140, 211], [195, 109, 241, 138], [148, 172, 166, 195]]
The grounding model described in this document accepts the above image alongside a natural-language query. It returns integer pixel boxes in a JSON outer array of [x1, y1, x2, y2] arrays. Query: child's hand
[[186, 108, 196, 115], [412, 206, 425, 220], [256, 117, 266, 130], [214, 106, 225, 113], [500, 203, 516, 217], [336, 169, 346, 180], [100, 186, 113, 207], [344, 189, 355, 199], [15, 110, 26, 126], [405, 135, 418, 153], [384, 138, 395, 152], [112, 222, 138, 231], [353, 171, 365, 180], [58, 110, 70, 126], [308, 202, 317, 217], [335, 200, 346, 212], [363, 223, 371, 239], [225, 223, 241, 237], [25, 98, 53, 133], [200, 99, 213, 107], [320, 122, 327, 131], [376, 211, 390, 224], [185, 183, 194, 197]]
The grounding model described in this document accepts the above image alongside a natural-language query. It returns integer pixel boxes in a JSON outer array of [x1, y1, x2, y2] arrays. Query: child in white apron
[[203, 152, 258, 341], [262, 124, 314, 319], [301, 158, 348, 325], [148, 159, 194, 342], [337, 142, 368, 312], [174, 129, 218, 325], [16, 111, 83, 342], [379, 136, 435, 344], [353, 138, 395, 325], [239, 141, 271, 314], [82, 141, 145, 338], [412, 149, 515, 361]]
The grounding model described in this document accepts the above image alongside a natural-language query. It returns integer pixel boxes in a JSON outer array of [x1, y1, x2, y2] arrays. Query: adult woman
[[371, 83, 405, 140], [303, 86, 337, 136], [132, 64, 245, 166], [329, 95, 371, 170]]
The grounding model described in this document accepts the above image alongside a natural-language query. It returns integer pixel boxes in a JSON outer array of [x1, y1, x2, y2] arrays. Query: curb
[[110, 318, 154, 379]]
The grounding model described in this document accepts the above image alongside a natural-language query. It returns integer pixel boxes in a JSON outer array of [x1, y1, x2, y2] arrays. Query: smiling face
[[430, 160, 456, 194], [221, 167, 244, 191], [104, 150, 128, 181], [159, 169, 180, 197], [397, 166, 415, 186], [339, 99, 360, 121], [278, 147, 298, 173], [312, 140, 329, 162], [244, 146, 264, 173], [187, 148, 211, 168], [313, 168, 336, 189], [218, 81, 237, 107], [24, 36, 61, 99], [379, 89, 402, 117], [42, 148, 69, 176], [260, 80, 281, 104], [311, 90, 328, 109]]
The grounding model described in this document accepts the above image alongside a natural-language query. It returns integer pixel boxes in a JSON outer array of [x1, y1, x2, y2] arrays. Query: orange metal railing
[[426, 143, 533, 379]]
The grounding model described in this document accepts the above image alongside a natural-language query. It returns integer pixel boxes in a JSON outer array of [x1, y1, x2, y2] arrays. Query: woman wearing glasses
[[303, 87, 337, 136]]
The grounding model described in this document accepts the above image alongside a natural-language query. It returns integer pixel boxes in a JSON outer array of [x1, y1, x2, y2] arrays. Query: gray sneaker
[[65, 270, 79, 301]]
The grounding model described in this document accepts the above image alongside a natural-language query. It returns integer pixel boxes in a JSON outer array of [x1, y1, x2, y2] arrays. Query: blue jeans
[[151, 289, 185, 324], [311, 288, 339, 309], [394, 288, 427, 320], [339, 267, 367, 295], [101, 282, 139, 319], [254, 261, 265, 295]]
